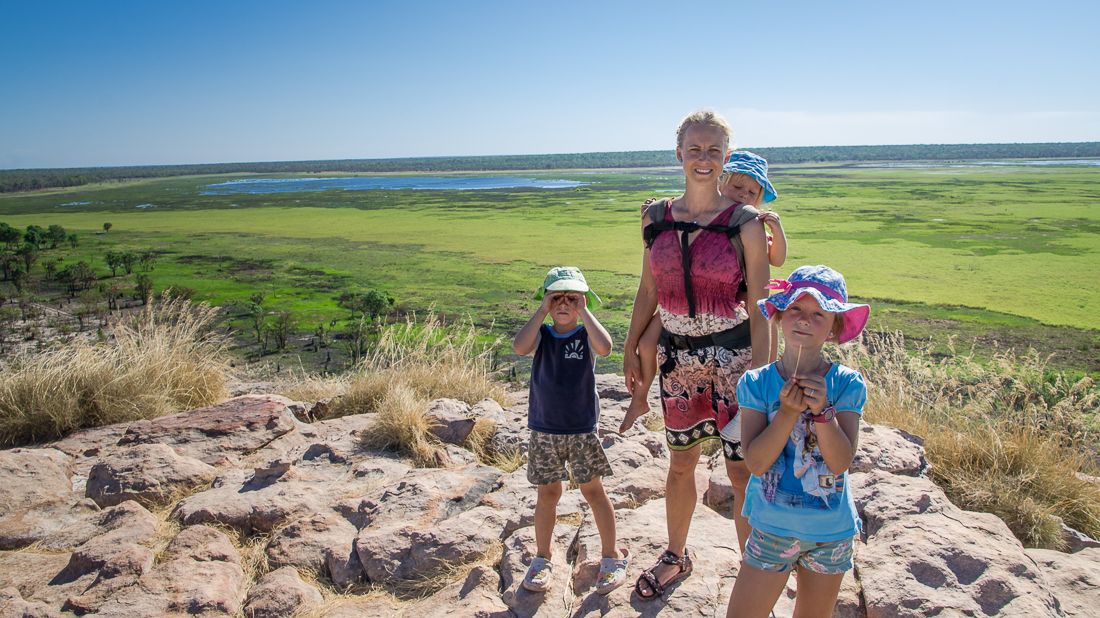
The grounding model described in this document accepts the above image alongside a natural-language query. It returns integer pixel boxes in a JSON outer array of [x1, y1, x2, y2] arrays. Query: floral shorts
[[658, 342, 752, 460], [527, 430, 614, 486], [743, 528, 855, 574]]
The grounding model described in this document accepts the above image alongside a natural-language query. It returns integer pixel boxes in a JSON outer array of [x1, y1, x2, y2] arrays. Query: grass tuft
[[838, 331, 1100, 549], [0, 299, 228, 446]]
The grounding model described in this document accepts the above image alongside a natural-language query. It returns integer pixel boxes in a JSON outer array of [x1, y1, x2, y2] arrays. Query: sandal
[[522, 557, 553, 592], [634, 548, 693, 600], [596, 548, 632, 595]]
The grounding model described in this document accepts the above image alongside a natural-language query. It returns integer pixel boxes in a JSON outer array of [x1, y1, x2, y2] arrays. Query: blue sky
[[2, 0, 1097, 169]]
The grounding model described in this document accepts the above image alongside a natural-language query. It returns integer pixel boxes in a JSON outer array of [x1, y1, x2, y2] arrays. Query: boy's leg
[[578, 476, 619, 559], [620, 314, 662, 433], [528, 431, 569, 560], [534, 482, 563, 559]]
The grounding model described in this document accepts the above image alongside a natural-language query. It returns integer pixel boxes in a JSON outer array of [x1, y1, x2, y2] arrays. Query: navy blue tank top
[[528, 324, 599, 434]]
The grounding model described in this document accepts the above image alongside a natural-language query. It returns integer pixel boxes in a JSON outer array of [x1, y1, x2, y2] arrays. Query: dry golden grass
[[641, 411, 665, 432], [383, 540, 503, 601], [358, 383, 443, 468], [463, 417, 497, 462], [484, 446, 527, 473], [838, 331, 1100, 549], [0, 299, 228, 446]]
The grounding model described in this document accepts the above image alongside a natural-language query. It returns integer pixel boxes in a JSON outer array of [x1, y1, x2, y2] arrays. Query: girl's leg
[[578, 476, 620, 559], [790, 568, 846, 618], [620, 314, 662, 433], [725, 562, 790, 618], [534, 482, 563, 559]]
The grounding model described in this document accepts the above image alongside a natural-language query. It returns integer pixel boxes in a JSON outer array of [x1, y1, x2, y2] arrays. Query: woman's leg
[[724, 458, 752, 554], [637, 443, 702, 595], [620, 314, 661, 433]]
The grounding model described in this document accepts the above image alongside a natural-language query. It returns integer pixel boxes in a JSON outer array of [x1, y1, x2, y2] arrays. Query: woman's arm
[[624, 214, 659, 396], [740, 217, 771, 369]]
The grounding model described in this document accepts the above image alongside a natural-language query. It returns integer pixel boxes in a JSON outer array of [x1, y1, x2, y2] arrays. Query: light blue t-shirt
[[737, 362, 867, 543]]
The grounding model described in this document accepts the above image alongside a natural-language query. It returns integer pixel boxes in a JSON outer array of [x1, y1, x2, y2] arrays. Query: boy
[[513, 266, 631, 594]]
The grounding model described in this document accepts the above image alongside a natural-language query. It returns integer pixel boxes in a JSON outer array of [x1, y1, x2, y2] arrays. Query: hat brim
[[758, 289, 868, 344], [534, 284, 602, 307]]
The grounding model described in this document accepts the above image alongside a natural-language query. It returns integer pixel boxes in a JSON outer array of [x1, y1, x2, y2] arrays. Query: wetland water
[[201, 176, 587, 194]]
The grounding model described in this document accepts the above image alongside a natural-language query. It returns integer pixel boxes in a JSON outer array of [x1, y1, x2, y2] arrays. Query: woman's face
[[676, 124, 728, 186]]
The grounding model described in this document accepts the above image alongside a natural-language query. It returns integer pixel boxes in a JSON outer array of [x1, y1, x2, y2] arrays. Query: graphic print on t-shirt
[[564, 339, 584, 360]]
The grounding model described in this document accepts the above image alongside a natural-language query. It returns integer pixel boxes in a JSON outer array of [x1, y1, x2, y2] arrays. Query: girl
[[620, 151, 786, 433], [725, 264, 869, 618]]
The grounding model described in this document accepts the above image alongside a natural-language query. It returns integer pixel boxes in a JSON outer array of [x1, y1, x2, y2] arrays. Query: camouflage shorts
[[527, 430, 614, 486]]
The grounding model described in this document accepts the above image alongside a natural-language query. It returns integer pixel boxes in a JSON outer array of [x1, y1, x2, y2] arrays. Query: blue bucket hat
[[533, 266, 602, 306], [723, 151, 778, 203], [758, 265, 869, 344]]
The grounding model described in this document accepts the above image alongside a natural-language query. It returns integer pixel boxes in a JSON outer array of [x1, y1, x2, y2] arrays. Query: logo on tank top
[[564, 339, 584, 360]]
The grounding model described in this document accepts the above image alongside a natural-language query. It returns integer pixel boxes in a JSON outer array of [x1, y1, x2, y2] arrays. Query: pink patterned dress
[[650, 201, 754, 458]]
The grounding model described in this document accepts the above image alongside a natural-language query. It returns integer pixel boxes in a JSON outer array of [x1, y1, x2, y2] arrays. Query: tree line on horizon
[[3, 141, 1100, 194]]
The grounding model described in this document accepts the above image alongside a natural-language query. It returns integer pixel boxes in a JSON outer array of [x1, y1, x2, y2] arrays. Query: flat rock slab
[[1024, 547, 1100, 618], [116, 394, 300, 464], [0, 449, 84, 550], [173, 468, 328, 536], [0, 552, 71, 599], [85, 443, 217, 507]]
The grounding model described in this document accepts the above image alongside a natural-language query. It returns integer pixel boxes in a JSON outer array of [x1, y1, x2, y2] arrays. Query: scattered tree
[[120, 251, 139, 275], [105, 251, 123, 276], [47, 224, 67, 249], [16, 243, 39, 274], [134, 273, 154, 305], [67, 233, 78, 248], [103, 222, 113, 233], [42, 259, 59, 281], [269, 310, 299, 350], [0, 224, 22, 249]]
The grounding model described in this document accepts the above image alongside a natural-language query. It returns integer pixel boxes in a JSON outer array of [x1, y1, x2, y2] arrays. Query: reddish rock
[[849, 424, 926, 476], [243, 566, 323, 618], [425, 398, 476, 446], [85, 443, 217, 507], [0, 552, 70, 599], [116, 394, 300, 464]]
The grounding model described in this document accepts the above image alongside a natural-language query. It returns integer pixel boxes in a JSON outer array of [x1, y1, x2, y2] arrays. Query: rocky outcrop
[[0, 375, 1094, 617]]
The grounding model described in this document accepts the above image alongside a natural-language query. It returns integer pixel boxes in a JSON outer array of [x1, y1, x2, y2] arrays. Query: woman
[[623, 110, 770, 600]]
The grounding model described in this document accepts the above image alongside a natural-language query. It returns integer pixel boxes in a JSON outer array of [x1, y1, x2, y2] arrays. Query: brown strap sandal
[[634, 548, 693, 600]]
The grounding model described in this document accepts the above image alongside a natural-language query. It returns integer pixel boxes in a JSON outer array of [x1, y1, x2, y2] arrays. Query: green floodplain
[[1, 162, 1098, 377]]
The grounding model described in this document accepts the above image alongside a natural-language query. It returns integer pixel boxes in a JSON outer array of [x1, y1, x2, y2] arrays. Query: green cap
[[533, 266, 601, 306]]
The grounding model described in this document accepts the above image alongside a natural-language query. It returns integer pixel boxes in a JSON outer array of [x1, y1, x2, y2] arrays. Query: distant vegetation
[[3, 142, 1100, 194]]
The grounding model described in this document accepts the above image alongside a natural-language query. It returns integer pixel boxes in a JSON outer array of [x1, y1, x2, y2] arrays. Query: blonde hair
[[719, 171, 765, 207], [676, 109, 733, 151]]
